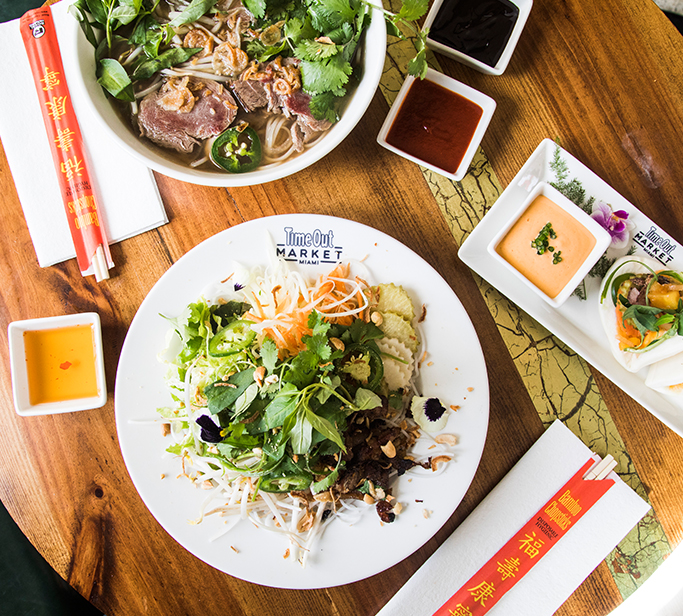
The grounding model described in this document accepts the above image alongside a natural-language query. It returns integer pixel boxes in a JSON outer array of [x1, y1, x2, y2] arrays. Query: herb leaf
[[132, 47, 203, 81], [244, 0, 268, 19], [168, 0, 220, 28], [397, 0, 428, 21], [300, 54, 353, 94], [205, 368, 256, 415], [97, 58, 135, 101]]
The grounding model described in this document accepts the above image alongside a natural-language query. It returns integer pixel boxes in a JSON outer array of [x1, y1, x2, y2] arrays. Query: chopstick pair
[[584, 454, 617, 481], [20, 7, 112, 282], [432, 454, 618, 616]]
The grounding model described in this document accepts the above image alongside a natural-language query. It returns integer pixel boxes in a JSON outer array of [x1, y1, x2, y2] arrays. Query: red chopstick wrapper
[[20, 6, 112, 281], [432, 459, 615, 616]]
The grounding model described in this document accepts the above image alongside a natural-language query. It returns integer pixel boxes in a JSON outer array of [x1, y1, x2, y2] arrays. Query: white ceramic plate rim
[[459, 138, 683, 437], [115, 214, 489, 588], [65, 9, 386, 187]]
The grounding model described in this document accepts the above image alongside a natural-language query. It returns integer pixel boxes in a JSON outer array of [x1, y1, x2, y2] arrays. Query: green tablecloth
[[0, 500, 104, 616], [0, 0, 44, 23]]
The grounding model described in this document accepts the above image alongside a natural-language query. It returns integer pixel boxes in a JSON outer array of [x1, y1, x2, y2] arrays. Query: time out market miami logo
[[633, 225, 679, 267], [276, 226, 342, 265]]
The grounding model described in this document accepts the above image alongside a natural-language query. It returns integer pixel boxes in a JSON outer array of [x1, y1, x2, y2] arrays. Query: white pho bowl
[[68, 8, 386, 187]]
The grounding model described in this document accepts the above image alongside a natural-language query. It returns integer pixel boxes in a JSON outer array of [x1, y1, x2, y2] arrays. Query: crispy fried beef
[[329, 403, 426, 523]]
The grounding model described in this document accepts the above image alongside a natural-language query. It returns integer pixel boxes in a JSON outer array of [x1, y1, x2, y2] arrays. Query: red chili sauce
[[385, 78, 483, 175]]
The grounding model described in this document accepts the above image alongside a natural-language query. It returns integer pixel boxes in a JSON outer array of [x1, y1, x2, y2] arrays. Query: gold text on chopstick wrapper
[[432, 459, 615, 616], [45, 95, 68, 120], [20, 6, 112, 281], [40, 67, 60, 90], [54, 127, 76, 152]]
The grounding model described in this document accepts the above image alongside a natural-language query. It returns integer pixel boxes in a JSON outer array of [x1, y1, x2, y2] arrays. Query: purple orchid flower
[[590, 201, 632, 250]]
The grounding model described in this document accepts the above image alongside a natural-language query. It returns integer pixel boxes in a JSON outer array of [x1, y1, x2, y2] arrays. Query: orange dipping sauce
[[495, 194, 597, 299], [24, 324, 98, 404]]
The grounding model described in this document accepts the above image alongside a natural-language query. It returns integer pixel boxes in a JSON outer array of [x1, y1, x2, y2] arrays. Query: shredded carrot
[[240, 263, 369, 357], [615, 305, 665, 351]]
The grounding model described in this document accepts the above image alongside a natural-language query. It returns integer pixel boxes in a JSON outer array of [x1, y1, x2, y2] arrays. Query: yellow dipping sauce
[[24, 324, 98, 404], [495, 194, 597, 299]]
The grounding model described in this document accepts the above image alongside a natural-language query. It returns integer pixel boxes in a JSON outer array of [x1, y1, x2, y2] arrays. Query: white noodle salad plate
[[115, 214, 489, 588]]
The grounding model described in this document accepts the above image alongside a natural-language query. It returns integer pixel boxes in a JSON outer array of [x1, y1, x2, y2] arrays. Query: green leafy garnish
[[530, 222, 558, 256]]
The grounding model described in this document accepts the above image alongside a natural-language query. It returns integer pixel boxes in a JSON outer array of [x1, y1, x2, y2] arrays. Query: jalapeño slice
[[211, 123, 262, 173], [208, 319, 256, 357]]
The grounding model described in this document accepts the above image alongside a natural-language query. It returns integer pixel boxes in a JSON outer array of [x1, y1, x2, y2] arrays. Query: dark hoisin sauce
[[430, 0, 520, 68]]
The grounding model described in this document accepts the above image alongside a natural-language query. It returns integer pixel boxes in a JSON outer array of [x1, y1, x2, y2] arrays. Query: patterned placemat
[[378, 2, 671, 598]]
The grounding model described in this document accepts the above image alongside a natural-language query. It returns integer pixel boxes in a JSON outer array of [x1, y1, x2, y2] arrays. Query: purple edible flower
[[424, 398, 446, 422], [196, 415, 223, 443], [590, 202, 633, 250]]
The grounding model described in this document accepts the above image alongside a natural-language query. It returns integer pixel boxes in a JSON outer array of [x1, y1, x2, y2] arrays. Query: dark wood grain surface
[[2, 0, 683, 614]]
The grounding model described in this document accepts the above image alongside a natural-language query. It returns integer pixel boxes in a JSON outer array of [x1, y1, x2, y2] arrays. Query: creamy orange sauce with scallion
[[495, 195, 597, 298], [24, 325, 98, 404]]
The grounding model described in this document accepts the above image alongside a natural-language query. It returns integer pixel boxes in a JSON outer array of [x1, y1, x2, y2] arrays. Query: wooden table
[[2, 0, 683, 614]]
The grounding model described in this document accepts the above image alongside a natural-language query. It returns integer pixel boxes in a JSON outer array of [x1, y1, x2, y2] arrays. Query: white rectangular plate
[[459, 138, 683, 437]]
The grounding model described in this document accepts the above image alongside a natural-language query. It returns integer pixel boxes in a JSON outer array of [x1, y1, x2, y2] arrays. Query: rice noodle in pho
[[72, 0, 374, 174]]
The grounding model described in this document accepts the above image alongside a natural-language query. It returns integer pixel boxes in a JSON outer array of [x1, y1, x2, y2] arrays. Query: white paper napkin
[[0, 2, 167, 268], [376, 420, 651, 616]]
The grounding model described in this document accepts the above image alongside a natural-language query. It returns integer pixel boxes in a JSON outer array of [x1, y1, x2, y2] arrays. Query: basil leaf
[[354, 388, 381, 411], [233, 383, 259, 417], [205, 368, 256, 415], [306, 407, 345, 450], [112, 1, 141, 26], [132, 46, 202, 80], [129, 13, 162, 46], [69, 2, 99, 48], [290, 413, 313, 455], [97, 58, 135, 101], [261, 387, 299, 430], [168, 0, 219, 27], [85, 0, 108, 26]]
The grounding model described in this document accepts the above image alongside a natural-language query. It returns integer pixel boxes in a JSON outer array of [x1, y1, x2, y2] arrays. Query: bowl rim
[[376, 67, 497, 181], [423, 0, 534, 76], [67, 6, 387, 187], [486, 182, 612, 307], [8, 312, 107, 416]]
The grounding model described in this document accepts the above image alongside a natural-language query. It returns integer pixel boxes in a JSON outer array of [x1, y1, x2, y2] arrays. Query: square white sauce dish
[[423, 0, 533, 76], [8, 312, 107, 416], [487, 182, 612, 308], [377, 68, 496, 181]]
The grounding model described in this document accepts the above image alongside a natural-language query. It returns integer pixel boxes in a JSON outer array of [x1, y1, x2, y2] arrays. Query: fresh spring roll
[[645, 353, 683, 395], [598, 255, 683, 373]]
